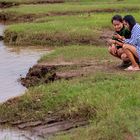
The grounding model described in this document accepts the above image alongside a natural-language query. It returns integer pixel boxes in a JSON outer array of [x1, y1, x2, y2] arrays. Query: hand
[[111, 44, 117, 55], [108, 39, 116, 45], [113, 33, 122, 40]]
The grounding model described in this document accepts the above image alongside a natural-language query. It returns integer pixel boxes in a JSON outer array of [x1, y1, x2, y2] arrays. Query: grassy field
[[4, 11, 140, 46], [0, 45, 140, 139], [2, 3, 140, 14], [39, 45, 110, 62], [0, 49, 140, 140], [1, 0, 140, 46], [4, 13, 111, 46], [0, 0, 140, 139]]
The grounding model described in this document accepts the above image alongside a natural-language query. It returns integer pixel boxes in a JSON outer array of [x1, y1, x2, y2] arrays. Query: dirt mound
[[0, 0, 64, 7], [0, 2, 18, 8], [0, 115, 88, 138], [21, 64, 56, 87], [30, 0, 65, 4], [20, 62, 83, 88], [20, 59, 118, 88], [0, 12, 46, 23]]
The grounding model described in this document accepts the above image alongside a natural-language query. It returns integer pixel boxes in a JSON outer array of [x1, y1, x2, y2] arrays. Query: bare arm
[[115, 40, 124, 47]]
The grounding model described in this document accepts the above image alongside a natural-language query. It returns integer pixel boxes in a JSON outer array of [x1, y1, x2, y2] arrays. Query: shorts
[[116, 46, 122, 49]]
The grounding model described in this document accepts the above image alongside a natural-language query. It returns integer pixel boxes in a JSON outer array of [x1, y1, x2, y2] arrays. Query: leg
[[117, 48, 123, 57], [121, 53, 130, 62], [117, 48, 129, 61], [123, 44, 139, 68], [108, 45, 120, 59]]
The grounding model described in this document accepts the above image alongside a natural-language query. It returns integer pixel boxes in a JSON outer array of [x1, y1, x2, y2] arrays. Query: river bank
[[0, 0, 140, 140]]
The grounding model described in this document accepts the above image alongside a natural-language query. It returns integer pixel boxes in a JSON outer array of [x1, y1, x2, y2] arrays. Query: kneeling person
[[108, 15, 131, 68]]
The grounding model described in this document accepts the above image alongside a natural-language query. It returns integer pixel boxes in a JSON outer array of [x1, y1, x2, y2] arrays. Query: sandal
[[124, 65, 140, 71]]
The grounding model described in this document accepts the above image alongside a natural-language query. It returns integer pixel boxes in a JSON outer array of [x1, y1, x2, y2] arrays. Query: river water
[[0, 24, 46, 139]]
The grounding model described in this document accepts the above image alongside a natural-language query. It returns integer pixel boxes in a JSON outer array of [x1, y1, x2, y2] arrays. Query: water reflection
[[0, 24, 48, 103], [0, 127, 42, 140], [0, 41, 45, 103], [0, 24, 46, 139]]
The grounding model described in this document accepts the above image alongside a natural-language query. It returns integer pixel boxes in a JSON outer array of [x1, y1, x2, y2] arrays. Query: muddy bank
[[0, 2, 18, 8], [20, 58, 118, 88], [0, 116, 88, 138], [4, 29, 112, 46], [0, 12, 48, 24], [50, 7, 140, 16], [29, 0, 65, 4], [21, 62, 87, 88], [0, 0, 64, 7], [0, 7, 140, 23]]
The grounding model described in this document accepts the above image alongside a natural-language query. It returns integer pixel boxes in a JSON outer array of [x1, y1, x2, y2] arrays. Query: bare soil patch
[[20, 58, 120, 88], [0, 2, 18, 8], [1, 57, 120, 138], [0, 116, 88, 138], [0, 7, 139, 23], [29, 0, 65, 4], [0, 13, 47, 23], [3, 28, 112, 46], [0, 0, 64, 8]]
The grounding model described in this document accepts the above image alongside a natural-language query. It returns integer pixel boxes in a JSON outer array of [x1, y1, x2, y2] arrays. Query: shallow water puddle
[[0, 24, 46, 139], [0, 41, 45, 102], [0, 25, 46, 103], [0, 127, 43, 140]]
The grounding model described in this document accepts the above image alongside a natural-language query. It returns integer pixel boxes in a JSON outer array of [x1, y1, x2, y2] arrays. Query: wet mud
[[0, 2, 18, 8]]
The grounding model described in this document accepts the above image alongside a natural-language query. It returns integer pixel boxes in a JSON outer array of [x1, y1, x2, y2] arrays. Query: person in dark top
[[121, 15, 140, 71], [108, 15, 131, 68]]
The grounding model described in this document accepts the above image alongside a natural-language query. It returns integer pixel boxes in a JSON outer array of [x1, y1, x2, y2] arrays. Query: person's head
[[123, 15, 136, 31], [111, 15, 123, 32]]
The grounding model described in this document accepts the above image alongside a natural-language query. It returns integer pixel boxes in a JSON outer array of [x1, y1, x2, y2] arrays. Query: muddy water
[[0, 24, 46, 139], [0, 127, 43, 140], [0, 25, 46, 103], [0, 41, 45, 102]]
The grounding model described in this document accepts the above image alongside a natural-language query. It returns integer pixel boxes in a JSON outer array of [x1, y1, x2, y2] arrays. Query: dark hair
[[111, 15, 123, 23], [123, 15, 136, 31]]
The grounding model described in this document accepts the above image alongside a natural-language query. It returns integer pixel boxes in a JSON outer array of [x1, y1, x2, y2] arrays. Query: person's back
[[122, 15, 140, 71], [125, 23, 140, 47]]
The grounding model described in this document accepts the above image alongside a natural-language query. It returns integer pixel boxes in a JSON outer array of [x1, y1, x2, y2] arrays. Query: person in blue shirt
[[113, 15, 140, 71]]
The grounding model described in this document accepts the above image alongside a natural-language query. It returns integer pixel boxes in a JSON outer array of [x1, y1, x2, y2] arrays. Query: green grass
[[2, 0, 140, 46], [1, 0, 140, 17], [0, 44, 139, 139], [1, 73, 140, 140], [39, 45, 110, 62], [4, 11, 140, 46], [1, 0, 140, 139], [2, 2, 140, 15], [5, 13, 113, 32], [4, 13, 110, 45], [5, 12, 140, 33]]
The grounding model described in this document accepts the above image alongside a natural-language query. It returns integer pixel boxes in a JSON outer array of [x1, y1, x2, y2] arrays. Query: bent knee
[[123, 44, 128, 49], [121, 53, 128, 60], [123, 44, 135, 50], [117, 48, 123, 56]]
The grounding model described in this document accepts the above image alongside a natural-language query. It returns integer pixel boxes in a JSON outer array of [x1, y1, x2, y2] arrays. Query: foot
[[117, 61, 131, 69], [124, 65, 140, 71]]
